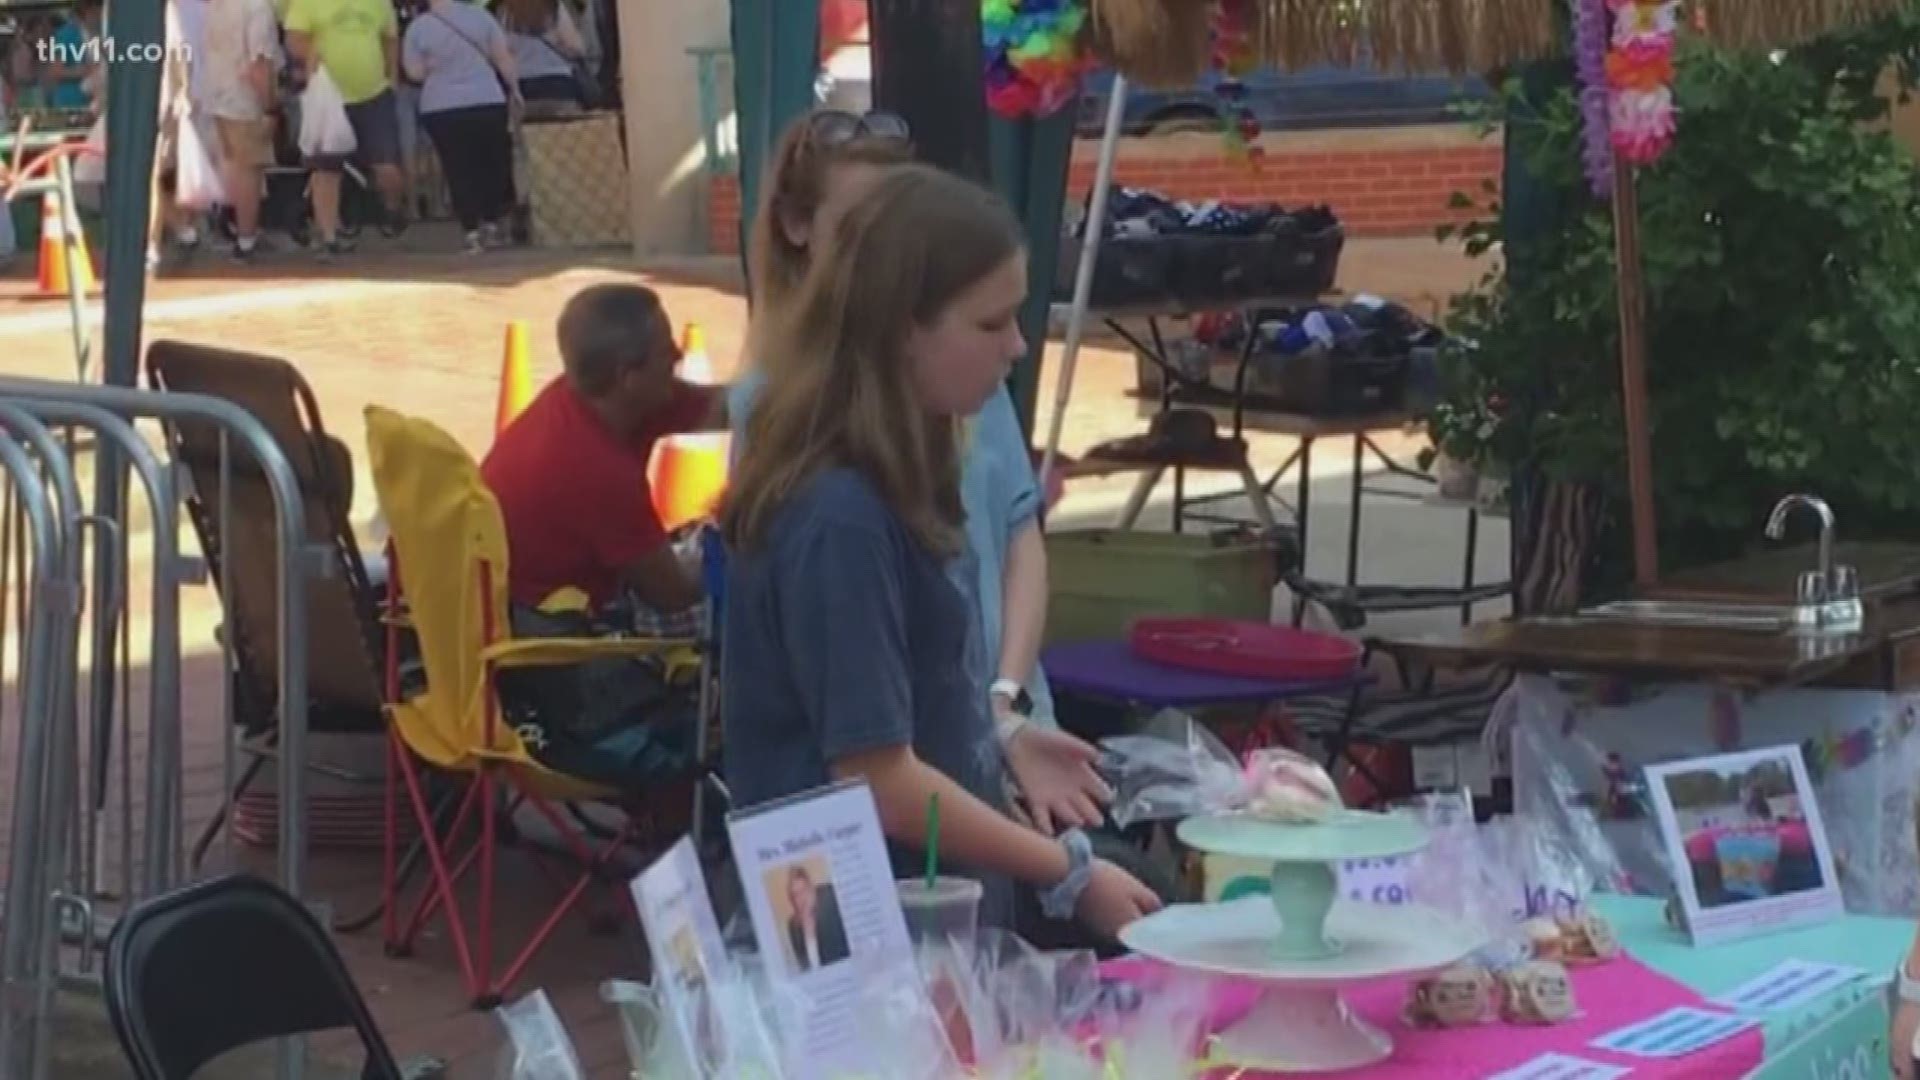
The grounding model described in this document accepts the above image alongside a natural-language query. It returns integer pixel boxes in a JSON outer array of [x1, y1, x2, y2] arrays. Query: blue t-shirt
[[48, 21, 94, 110], [719, 467, 1015, 929], [401, 3, 508, 114], [728, 374, 1058, 723]]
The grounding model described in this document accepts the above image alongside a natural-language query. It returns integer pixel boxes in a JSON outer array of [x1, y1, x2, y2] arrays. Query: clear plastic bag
[[604, 957, 787, 1080], [1090, 965, 1215, 1079], [493, 990, 585, 1080], [174, 115, 226, 211], [298, 67, 358, 158], [1103, 710, 1341, 828]]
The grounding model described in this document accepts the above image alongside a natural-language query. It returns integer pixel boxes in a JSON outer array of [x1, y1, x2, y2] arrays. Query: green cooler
[[1044, 529, 1279, 644]]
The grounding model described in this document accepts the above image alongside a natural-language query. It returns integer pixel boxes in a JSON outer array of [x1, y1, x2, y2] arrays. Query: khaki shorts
[[215, 116, 274, 170]]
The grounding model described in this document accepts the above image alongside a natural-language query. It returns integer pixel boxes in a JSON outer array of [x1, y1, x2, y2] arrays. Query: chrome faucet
[[1765, 494, 1836, 584], [1764, 493, 1861, 632]]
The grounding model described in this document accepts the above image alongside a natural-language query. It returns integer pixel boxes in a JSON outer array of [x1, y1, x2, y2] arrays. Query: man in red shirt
[[482, 284, 726, 624]]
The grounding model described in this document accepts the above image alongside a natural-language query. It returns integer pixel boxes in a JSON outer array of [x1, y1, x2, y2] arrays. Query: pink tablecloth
[[1102, 953, 1765, 1079]]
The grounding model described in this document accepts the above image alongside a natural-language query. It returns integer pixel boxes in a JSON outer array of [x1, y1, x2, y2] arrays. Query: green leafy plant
[[1429, 28, 1920, 573]]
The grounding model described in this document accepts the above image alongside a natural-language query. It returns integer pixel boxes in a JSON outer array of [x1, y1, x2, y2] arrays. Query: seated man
[[483, 282, 725, 632], [481, 283, 727, 791]]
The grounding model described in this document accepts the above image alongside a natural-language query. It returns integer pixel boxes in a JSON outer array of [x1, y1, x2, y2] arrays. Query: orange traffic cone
[[495, 320, 533, 435], [649, 323, 729, 530], [36, 190, 96, 298]]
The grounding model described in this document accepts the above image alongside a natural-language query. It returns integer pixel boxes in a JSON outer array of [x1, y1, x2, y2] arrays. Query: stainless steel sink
[[1571, 600, 1801, 634], [1564, 597, 1864, 635]]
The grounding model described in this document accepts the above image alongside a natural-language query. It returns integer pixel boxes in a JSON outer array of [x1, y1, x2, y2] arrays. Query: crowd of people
[[481, 107, 1164, 951], [5, 0, 603, 266]]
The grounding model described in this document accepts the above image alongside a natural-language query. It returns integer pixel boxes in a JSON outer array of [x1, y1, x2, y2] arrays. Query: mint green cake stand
[[1116, 810, 1481, 1072], [1179, 810, 1427, 960]]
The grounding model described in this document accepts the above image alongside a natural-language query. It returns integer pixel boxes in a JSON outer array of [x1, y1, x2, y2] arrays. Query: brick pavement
[[0, 236, 1485, 1076]]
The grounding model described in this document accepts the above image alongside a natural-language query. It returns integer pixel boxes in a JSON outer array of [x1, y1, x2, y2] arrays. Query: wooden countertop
[[1378, 595, 1920, 691]]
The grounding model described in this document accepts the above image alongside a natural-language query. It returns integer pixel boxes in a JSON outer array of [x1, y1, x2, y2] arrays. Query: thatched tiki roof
[[1088, 0, 1914, 85]]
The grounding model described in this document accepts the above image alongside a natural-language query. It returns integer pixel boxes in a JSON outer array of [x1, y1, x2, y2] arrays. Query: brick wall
[[705, 124, 1502, 255]]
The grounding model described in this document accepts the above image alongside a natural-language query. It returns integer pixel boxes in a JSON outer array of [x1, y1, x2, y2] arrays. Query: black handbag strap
[[427, 9, 509, 89]]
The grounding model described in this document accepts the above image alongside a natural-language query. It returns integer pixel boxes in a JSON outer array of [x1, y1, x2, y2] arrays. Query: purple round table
[[1042, 638, 1366, 710]]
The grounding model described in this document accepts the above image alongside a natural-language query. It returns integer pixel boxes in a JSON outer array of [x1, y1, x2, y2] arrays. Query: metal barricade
[[0, 375, 320, 1080]]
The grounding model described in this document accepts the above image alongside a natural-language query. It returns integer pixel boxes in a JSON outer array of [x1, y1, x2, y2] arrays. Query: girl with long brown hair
[[730, 109, 1113, 840], [719, 165, 1159, 941]]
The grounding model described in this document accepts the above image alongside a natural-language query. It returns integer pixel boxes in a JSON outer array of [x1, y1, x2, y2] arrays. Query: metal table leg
[[1290, 436, 1315, 625], [1460, 508, 1480, 626], [1345, 433, 1364, 592]]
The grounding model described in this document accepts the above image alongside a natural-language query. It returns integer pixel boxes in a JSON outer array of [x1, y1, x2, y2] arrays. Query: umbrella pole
[[1037, 73, 1127, 492], [1612, 164, 1659, 588]]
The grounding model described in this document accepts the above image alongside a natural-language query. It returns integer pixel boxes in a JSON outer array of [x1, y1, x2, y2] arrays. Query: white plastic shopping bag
[[74, 117, 107, 184], [175, 116, 225, 210], [297, 67, 358, 158]]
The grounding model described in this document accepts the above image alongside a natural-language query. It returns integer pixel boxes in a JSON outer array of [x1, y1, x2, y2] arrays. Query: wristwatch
[[991, 678, 1032, 745], [1039, 828, 1094, 920]]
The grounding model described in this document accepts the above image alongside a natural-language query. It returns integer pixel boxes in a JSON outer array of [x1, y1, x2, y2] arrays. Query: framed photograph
[[1644, 745, 1843, 946]]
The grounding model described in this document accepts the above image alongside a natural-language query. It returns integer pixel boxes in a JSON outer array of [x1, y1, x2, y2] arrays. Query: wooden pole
[[1611, 164, 1660, 589]]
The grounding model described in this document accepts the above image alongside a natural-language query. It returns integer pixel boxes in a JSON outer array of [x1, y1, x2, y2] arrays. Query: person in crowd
[[9, 17, 53, 112], [42, 0, 103, 111], [401, 0, 519, 252], [201, 0, 281, 260], [1895, 792, 1920, 1079], [482, 283, 727, 632], [145, 0, 203, 271], [284, 0, 409, 256], [719, 165, 1161, 944], [495, 0, 586, 106], [732, 109, 1109, 837]]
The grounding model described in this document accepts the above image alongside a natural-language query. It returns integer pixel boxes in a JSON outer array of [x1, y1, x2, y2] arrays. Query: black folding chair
[[104, 874, 404, 1080]]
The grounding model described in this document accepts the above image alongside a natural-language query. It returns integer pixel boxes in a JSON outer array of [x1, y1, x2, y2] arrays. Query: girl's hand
[[1075, 858, 1162, 939], [1894, 999, 1919, 1079], [1003, 721, 1111, 836]]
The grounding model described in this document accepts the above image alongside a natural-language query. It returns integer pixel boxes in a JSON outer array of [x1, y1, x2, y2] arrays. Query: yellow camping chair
[[362, 405, 700, 1008]]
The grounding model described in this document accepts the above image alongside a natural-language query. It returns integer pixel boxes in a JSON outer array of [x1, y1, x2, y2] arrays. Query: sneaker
[[479, 222, 505, 249], [315, 236, 355, 262], [462, 230, 486, 255], [230, 236, 260, 263], [175, 227, 200, 250], [379, 212, 409, 239]]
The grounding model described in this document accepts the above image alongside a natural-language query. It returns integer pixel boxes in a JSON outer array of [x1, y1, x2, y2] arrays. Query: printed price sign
[[1339, 855, 1415, 905]]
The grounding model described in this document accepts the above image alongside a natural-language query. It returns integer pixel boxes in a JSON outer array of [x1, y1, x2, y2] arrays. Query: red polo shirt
[[482, 377, 715, 607]]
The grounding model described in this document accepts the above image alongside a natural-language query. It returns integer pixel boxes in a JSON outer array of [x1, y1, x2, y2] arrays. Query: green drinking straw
[[925, 793, 940, 890]]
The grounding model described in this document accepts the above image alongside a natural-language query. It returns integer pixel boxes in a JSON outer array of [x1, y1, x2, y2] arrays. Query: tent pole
[[1037, 73, 1127, 493], [1611, 164, 1659, 588]]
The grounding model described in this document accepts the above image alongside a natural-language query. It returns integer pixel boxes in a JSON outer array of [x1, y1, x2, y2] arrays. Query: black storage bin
[[1270, 225, 1346, 298], [1167, 235, 1268, 306], [1250, 349, 1408, 416], [1055, 237, 1176, 308]]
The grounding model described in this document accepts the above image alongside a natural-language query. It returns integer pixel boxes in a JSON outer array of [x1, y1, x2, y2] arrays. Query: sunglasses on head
[[807, 109, 912, 147]]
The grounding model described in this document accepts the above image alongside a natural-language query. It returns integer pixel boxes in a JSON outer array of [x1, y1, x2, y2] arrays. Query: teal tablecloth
[[1596, 892, 1910, 1068]]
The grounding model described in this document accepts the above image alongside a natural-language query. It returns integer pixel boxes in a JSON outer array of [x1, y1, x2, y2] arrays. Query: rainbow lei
[[982, 0, 1094, 119], [1604, 0, 1678, 166], [1210, 0, 1264, 162]]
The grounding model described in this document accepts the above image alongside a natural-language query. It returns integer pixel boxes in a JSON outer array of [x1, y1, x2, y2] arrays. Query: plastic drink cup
[[898, 877, 984, 1068], [896, 876, 983, 948]]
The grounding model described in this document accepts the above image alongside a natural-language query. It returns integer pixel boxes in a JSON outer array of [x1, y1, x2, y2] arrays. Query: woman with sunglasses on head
[[720, 164, 1162, 942], [731, 109, 1113, 839]]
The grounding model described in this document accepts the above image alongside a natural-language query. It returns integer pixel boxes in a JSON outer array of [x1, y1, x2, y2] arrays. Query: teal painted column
[[729, 0, 818, 300], [102, 0, 162, 387], [989, 108, 1075, 440]]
